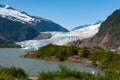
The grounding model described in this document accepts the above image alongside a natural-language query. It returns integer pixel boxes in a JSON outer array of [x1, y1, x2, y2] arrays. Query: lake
[[0, 48, 101, 76]]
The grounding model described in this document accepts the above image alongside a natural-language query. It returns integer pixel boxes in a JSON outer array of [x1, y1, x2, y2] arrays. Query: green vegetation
[[79, 46, 120, 70], [23, 44, 120, 80], [38, 63, 120, 80], [38, 65, 103, 80], [78, 46, 120, 80], [26, 44, 120, 74], [78, 46, 89, 58], [34, 44, 120, 80], [0, 66, 27, 80], [97, 9, 120, 37], [34, 44, 79, 61]]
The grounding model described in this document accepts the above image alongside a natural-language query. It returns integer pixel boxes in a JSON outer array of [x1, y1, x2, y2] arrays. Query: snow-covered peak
[[71, 24, 90, 31], [0, 4, 11, 9], [72, 20, 102, 31], [5, 4, 10, 8], [72, 23, 101, 33], [0, 4, 35, 24]]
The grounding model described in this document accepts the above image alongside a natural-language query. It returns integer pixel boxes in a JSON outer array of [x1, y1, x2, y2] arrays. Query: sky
[[0, 0, 120, 30]]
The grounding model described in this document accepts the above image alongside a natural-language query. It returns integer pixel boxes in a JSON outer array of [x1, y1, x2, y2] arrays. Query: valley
[[16, 22, 101, 50], [0, 1, 120, 80]]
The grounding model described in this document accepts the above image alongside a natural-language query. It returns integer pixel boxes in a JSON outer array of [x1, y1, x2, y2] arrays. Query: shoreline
[[28, 77, 38, 80], [20, 52, 99, 68], [21, 52, 102, 79]]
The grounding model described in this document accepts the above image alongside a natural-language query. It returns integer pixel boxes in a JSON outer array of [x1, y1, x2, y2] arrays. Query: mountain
[[16, 22, 101, 50], [71, 24, 89, 31], [32, 17, 68, 32], [81, 9, 120, 49], [71, 21, 102, 31], [0, 4, 68, 44], [0, 4, 68, 32], [0, 16, 39, 43]]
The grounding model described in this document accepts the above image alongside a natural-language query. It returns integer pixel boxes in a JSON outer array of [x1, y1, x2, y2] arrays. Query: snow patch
[[0, 4, 35, 23]]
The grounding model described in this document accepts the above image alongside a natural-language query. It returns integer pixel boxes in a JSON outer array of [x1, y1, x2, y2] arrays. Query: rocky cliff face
[[80, 9, 120, 49], [35, 32, 52, 40]]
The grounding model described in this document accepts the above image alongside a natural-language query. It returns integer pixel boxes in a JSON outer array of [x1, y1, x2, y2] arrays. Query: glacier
[[16, 23, 101, 50]]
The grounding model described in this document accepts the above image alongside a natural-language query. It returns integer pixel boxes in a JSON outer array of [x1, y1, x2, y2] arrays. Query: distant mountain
[[71, 21, 102, 31], [0, 4, 68, 44], [71, 25, 89, 31], [16, 22, 101, 50], [81, 9, 120, 49]]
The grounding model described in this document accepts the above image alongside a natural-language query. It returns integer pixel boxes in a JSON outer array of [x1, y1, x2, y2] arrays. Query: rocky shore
[[20, 52, 97, 68]]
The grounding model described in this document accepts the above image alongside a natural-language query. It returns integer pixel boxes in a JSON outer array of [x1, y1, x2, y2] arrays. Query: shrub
[[38, 65, 104, 80], [79, 47, 89, 58], [35, 44, 79, 61], [0, 66, 27, 79]]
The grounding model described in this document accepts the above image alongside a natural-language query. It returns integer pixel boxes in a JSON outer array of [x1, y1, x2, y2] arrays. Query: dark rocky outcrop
[[35, 32, 52, 40]]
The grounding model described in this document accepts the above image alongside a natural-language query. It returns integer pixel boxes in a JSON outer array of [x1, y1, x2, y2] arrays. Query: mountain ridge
[[0, 4, 68, 32], [0, 4, 68, 45], [71, 21, 102, 31], [80, 9, 120, 49]]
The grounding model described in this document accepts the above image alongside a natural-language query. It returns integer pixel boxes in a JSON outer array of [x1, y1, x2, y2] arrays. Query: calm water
[[0, 48, 101, 76]]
